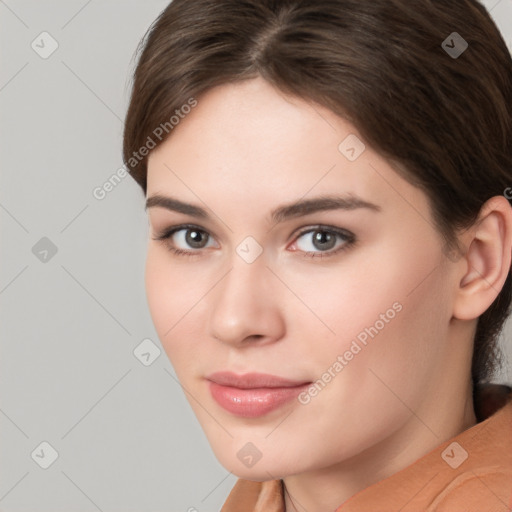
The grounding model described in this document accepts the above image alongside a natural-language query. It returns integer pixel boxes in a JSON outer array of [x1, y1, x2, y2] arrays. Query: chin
[[230, 466, 284, 482], [216, 452, 296, 481]]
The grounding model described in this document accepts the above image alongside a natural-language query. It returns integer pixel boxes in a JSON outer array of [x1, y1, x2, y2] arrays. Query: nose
[[208, 252, 285, 347]]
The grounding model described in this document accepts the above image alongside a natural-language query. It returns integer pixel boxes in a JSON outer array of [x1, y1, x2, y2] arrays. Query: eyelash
[[151, 223, 356, 260]]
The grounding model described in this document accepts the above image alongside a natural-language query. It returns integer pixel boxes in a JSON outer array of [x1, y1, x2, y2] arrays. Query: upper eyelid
[[295, 225, 353, 237], [153, 223, 217, 239], [156, 223, 351, 235]]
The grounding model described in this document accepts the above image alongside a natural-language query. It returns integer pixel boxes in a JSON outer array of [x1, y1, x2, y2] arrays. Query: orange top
[[220, 390, 512, 512]]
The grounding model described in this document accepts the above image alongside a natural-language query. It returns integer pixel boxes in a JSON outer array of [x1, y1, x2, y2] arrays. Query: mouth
[[205, 371, 311, 388], [205, 371, 312, 417]]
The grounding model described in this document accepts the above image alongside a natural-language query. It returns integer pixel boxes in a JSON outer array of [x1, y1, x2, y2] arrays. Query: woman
[[122, 1, 512, 510]]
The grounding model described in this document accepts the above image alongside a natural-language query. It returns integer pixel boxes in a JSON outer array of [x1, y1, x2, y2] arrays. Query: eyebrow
[[145, 193, 381, 224]]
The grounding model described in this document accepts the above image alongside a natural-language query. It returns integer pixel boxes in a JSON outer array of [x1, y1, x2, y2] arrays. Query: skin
[[144, 76, 512, 512]]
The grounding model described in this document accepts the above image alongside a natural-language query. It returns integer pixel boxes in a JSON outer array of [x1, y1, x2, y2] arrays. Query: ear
[[452, 195, 512, 321]]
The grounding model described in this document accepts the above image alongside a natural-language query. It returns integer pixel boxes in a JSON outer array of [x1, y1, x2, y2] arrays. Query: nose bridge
[[214, 249, 268, 316], [208, 246, 281, 344]]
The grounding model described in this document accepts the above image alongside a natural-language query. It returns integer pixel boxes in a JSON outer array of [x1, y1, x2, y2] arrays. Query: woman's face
[[145, 76, 461, 480]]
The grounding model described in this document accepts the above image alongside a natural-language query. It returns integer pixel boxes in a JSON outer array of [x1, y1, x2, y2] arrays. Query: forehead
[[146, 77, 428, 224], [149, 77, 350, 171]]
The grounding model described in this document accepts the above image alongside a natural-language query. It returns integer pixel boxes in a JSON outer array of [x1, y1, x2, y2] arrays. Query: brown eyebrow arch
[[145, 194, 381, 224]]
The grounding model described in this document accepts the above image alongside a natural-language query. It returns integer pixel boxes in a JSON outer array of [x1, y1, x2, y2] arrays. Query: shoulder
[[430, 395, 512, 512], [428, 467, 512, 512]]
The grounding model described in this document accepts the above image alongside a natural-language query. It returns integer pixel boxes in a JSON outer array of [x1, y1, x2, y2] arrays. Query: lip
[[206, 371, 311, 389], [206, 372, 312, 418]]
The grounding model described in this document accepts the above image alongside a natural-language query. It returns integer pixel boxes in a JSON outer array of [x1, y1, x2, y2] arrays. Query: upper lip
[[206, 371, 311, 389]]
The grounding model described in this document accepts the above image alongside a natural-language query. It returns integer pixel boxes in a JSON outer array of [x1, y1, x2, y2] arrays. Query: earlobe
[[452, 195, 512, 321]]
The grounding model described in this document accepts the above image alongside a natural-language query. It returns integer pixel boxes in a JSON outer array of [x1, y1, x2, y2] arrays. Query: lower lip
[[208, 381, 311, 418]]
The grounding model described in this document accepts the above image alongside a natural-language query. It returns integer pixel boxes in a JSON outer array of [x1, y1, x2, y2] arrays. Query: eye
[[290, 226, 356, 259], [152, 224, 217, 257]]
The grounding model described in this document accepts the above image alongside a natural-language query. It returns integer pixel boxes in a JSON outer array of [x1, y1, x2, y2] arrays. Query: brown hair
[[123, 0, 512, 386]]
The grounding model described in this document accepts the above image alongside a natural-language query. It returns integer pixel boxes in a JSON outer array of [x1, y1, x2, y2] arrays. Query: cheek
[[311, 240, 450, 409], [145, 248, 174, 333], [144, 248, 205, 361], [283, 234, 450, 380], [275, 243, 411, 348]]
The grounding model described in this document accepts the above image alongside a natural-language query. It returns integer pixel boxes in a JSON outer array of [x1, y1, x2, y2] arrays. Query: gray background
[[1, 1, 511, 511]]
